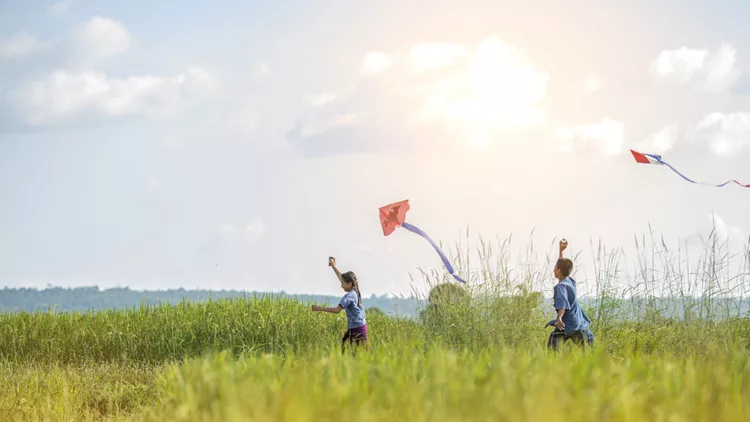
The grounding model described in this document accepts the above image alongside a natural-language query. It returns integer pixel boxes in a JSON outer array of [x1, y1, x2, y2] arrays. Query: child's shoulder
[[554, 278, 573, 290]]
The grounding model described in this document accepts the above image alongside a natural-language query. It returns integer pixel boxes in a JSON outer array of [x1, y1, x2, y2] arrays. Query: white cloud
[[704, 44, 740, 91], [305, 92, 337, 107], [261, 63, 269, 75], [650, 47, 707, 82], [636, 124, 680, 153], [74, 16, 131, 61], [409, 42, 467, 74], [13, 66, 213, 125], [649, 44, 740, 91], [361, 50, 393, 75], [554, 118, 624, 156], [2, 17, 129, 64], [693, 112, 750, 157], [48, 0, 74, 16], [0, 32, 46, 59]]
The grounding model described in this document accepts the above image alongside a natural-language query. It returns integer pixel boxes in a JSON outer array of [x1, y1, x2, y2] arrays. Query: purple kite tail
[[637, 151, 749, 188], [661, 160, 748, 187], [401, 222, 466, 283]]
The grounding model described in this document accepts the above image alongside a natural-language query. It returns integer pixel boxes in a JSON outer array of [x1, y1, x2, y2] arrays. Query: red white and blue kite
[[379, 199, 466, 283], [630, 149, 749, 188]]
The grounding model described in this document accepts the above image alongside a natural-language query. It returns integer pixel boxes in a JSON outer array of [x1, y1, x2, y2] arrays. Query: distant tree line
[[0, 286, 426, 318], [2, 284, 744, 322]]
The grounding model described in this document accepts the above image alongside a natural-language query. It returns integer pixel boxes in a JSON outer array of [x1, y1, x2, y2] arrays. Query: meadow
[[1, 230, 749, 421]]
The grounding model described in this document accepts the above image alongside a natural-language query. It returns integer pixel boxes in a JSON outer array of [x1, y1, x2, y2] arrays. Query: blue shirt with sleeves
[[339, 290, 367, 329], [551, 277, 592, 334]]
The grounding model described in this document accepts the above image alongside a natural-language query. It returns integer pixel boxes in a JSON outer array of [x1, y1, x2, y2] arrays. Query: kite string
[[401, 222, 467, 284]]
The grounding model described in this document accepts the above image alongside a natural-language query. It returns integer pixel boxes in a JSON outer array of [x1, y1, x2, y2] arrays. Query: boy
[[546, 239, 595, 350]]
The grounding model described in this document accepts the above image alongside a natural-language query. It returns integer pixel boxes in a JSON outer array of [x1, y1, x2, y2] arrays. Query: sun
[[416, 36, 548, 147]]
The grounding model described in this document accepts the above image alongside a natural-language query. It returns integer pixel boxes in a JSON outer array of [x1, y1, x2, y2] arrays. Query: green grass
[[139, 346, 750, 422], [1, 294, 748, 421], [1, 297, 749, 421], [0, 361, 158, 421], [0, 230, 749, 421], [0, 296, 417, 364]]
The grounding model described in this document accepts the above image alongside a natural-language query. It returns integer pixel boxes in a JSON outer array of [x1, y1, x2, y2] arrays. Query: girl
[[311, 257, 371, 353]]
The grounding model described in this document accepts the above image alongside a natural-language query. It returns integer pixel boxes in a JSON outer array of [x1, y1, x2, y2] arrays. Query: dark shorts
[[342, 324, 368, 351], [547, 327, 594, 351]]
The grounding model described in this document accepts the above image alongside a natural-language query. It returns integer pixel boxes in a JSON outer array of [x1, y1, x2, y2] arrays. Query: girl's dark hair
[[341, 271, 362, 307]]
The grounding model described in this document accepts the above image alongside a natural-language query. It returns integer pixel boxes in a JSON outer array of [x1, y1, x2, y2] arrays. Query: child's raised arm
[[311, 257, 346, 313], [559, 239, 568, 259], [329, 256, 344, 282]]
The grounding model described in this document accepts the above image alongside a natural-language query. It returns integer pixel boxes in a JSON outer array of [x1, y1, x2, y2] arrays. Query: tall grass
[[0, 296, 418, 364], [0, 361, 158, 421], [1, 227, 749, 420], [140, 346, 750, 422]]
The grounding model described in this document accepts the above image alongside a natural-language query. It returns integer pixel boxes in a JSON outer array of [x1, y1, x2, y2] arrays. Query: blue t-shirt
[[339, 290, 366, 329], [551, 277, 591, 334]]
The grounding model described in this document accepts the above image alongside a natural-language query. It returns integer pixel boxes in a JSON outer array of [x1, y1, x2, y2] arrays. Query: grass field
[[1, 232, 749, 421]]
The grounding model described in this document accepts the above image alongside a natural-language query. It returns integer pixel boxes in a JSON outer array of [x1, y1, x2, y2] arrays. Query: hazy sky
[[1, 0, 749, 297]]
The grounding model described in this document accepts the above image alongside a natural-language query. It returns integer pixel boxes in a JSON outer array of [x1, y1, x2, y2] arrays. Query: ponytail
[[342, 271, 362, 308], [354, 281, 362, 308]]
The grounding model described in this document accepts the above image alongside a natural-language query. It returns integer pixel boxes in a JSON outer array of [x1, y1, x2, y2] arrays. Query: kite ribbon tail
[[400, 222, 466, 284], [659, 160, 699, 185], [662, 160, 739, 187]]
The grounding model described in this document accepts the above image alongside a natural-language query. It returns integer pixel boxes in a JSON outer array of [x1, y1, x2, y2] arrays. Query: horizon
[[3, 283, 749, 322]]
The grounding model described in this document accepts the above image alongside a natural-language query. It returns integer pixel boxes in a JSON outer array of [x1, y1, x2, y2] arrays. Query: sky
[[1, 0, 749, 297]]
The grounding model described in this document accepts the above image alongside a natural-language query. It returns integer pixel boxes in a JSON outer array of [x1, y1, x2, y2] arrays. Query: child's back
[[548, 242, 595, 349], [552, 275, 592, 334]]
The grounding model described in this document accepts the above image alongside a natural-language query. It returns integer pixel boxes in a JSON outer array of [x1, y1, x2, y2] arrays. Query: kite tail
[[646, 152, 749, 188], [401, 222, 467, 283], [662, 161, 747, 187], [659, 161, 698, 184]]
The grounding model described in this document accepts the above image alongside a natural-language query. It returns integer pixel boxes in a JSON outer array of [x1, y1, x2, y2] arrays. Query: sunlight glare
[[419, 36, 548, 148]]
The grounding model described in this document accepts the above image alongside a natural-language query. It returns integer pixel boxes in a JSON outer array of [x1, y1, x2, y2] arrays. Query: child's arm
[[559, 239, 568, 259], [329, 257, 344, 282], [555, 308, 566, 330], [312, 304, 344, 313], [553, 283, 570, 330]]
